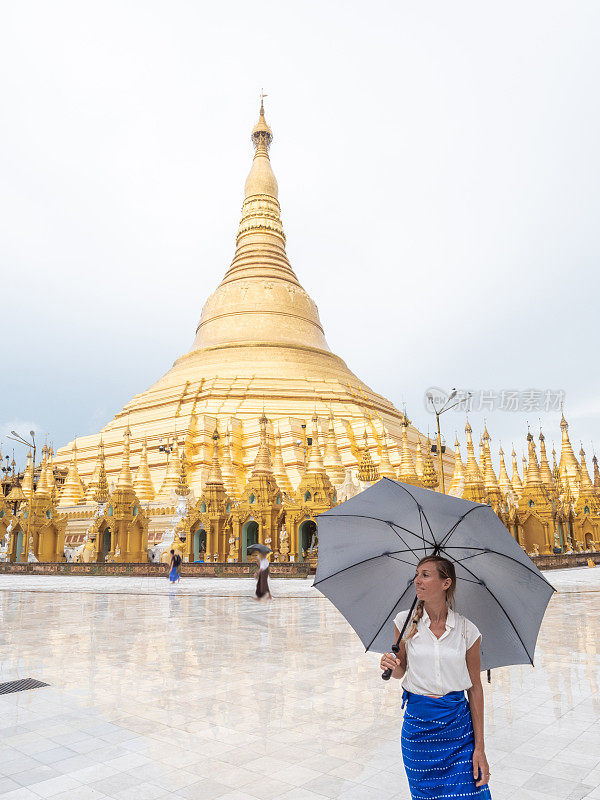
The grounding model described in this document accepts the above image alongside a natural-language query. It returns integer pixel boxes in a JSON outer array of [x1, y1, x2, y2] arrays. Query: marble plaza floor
[[0, 568, 599, 800]]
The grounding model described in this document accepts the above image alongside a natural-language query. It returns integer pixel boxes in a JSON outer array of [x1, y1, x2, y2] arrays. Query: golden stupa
[[54, 100, 446, 495]]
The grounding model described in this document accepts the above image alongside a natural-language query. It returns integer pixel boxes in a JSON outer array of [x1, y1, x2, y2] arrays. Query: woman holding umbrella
[[380, 555, 491, 798], [248, 543, 272, 601]]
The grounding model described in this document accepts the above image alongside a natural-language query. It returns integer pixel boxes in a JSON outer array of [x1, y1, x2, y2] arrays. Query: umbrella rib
[[326, 513, 436, 548], [449, 558, 535, 665], [438, 505, 486, 550], [443, 547, 556, 590], [364, 572, 415, 652], [419, 506, 438, 549], [313, 553, 388, 587], [387, 554, 423, 568]]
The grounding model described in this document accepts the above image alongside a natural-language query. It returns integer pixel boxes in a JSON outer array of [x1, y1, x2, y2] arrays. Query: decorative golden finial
[[116, 425, 133, 490], [93, 439, 109, 503], [175, 448, 191, 497]]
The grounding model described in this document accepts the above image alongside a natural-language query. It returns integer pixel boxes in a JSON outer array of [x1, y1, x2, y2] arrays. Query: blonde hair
[[404, 555, 457, 640]]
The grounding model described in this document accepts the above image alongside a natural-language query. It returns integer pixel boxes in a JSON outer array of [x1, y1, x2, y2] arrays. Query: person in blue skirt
[[168, 549, 181, 583], [380, 555, 492, 799]]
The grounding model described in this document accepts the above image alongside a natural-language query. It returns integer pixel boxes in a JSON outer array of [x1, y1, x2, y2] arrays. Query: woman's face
[[414, 562, 451, 603]]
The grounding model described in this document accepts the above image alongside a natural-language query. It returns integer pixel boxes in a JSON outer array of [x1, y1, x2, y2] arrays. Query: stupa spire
[[220, 425, 241, 497], [252, 414, 274, 476], [559, 412, 581, 489], [378, 428, 397, 480], [525, 432, 542, 487], [398, 414, 420, 486], [133, 438, 156, 502], [448, 436, 465, 496], [206, 429, 224, 486], [58, 440, 84, 507], [116, 426, 133, 490], [511, 447, 523, 497], [21, 451, 34, 496], [497, 446, 512, 495], [273, 424, 293, 493], [593, 453, 600, 491], [188, 99, 331, 356], [422, 437, 439, 489], [579, 446, 594, 490], [414, 435, 425, 480], [358, 429, 379, 483], [157, 440, 182, 500], [538, 430, 554, 489], [307, 416, 326, 474], [92, 440, 109, 503], [482, 427, 501, 494], [35, 446, 51, 498], [323, 416, 345, 485]]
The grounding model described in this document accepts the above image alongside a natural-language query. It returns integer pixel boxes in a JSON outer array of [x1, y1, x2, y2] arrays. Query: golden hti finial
[[251, 90, 273, 152]]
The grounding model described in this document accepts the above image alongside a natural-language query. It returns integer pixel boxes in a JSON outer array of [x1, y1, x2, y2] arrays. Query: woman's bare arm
[[466, 637, 490, 787]]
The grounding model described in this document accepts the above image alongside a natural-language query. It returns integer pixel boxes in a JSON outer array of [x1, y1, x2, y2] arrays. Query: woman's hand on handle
[[472, 747, 490, 787], [380, 652, 398, 672]]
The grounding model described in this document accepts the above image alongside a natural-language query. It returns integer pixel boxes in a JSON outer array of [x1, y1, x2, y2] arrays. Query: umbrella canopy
[[246, 544, 272, 555], [315, 478, 555, 671]]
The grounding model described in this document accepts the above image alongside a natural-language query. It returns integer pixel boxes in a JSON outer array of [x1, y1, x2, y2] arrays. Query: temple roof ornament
[[463, 420, 486, 503], [559, 412, 581, 490], [323, 417, 345, 486], [157, 440, 182, 501], [273, 424, 293, 493], [92, 441, 110, 503]]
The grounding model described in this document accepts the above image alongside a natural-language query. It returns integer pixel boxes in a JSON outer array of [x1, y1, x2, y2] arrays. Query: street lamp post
[[7, 430, 37, 562], [425, 390, 471, 493]]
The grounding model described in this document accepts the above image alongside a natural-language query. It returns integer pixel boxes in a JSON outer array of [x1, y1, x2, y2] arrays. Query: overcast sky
[[1, 0, 599, 472]]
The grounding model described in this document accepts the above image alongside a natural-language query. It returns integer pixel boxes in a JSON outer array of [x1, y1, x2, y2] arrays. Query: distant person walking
[[168, 549, 181, 583], [247, 544, 273, 601]]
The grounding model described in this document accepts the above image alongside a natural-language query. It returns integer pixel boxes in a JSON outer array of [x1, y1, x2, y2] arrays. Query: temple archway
[[585, 532, 594, 549], [193, 528, 207, 562], [299, 519, 317, 560], [241, 520, 259, 560], [101, 528, 111, 562], [15, 528, 24, 562]]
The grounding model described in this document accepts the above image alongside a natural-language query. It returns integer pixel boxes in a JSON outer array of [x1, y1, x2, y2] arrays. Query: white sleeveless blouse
[[393, 607, 481, 697]]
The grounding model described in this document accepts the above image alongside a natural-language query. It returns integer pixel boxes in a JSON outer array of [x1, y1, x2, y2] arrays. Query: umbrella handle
[[381, 595, 417, 682], [381, 642, 400, 681]]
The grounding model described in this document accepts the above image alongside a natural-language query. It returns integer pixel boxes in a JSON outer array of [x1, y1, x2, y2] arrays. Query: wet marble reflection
[[0, 568, 598, 800]]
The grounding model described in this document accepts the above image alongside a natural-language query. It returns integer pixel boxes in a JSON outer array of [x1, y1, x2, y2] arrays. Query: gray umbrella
[[247, 544, 272, 555], [314, 478, 555, 674]]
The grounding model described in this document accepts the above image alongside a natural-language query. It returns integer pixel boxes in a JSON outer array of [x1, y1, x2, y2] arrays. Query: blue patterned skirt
[[401, 690, 492, 800], [169, 566, 179, 582]]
